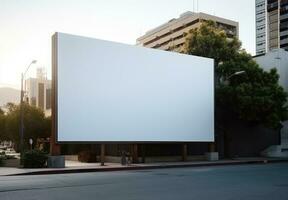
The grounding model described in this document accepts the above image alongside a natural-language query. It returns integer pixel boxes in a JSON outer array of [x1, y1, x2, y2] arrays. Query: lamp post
[[219, 70, 246, 158], [19, 60, 37, 157], [274, 51, 283, 145]]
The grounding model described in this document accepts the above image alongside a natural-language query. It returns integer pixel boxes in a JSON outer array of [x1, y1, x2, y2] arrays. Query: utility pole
[[19, 60, 37, 157]]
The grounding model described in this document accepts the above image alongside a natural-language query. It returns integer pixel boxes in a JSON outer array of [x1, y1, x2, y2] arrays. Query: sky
[[0, 0, 255, 89]]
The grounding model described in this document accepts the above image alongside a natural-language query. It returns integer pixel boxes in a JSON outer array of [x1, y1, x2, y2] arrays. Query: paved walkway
[[1, 157, 288, 176]]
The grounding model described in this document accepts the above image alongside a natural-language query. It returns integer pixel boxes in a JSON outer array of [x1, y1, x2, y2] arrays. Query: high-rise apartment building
[[256, 0, 267, 55], [255, 0, 288, 55], [25, 68, 51, 116], [136, 11, 239, 52]]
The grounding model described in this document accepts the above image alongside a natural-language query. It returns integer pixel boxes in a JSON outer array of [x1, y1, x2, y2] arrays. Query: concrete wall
[[217, 120, 279, 158]]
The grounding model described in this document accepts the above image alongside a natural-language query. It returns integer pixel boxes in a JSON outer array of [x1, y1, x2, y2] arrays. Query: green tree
[[5, 103, 50, 151], [0, 107, 6, 141], [217, 52, 287, 128], [0, 108, 4, 115], [183, 21, 241, 67], [183, 21, 288, 128], [43, 116, 51, 139]]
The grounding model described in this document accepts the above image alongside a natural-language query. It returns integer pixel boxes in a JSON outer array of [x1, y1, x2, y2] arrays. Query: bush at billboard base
[[22, 150, 48, 168]]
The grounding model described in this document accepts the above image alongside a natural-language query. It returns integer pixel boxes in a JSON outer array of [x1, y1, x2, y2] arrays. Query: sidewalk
[[1, 157, 288, 176]]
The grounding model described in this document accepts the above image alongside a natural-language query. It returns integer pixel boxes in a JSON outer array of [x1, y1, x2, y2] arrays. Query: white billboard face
[[54, 32, 214, 142]]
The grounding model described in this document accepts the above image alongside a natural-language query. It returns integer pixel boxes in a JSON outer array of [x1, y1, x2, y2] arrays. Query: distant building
[[136, 11, 239, 52], [255, 0, 267, 55], [255, 0, 288, 55], [25, 68, 51, 116]]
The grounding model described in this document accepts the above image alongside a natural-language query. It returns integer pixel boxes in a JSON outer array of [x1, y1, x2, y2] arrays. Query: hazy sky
[[0, 0, 255, 89]]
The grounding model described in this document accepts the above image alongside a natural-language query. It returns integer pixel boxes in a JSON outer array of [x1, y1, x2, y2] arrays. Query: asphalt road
[[0, 163, 288, 200]]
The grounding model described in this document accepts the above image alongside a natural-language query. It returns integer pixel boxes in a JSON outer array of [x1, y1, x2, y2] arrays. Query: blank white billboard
[[54, 32, 214, 142]]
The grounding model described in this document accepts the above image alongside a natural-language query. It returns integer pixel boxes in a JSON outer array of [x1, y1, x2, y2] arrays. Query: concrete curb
[[6, 158, 288, 176]]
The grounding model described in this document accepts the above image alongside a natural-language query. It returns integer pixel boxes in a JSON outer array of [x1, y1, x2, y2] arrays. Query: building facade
[[254, 48, 288, 92], [256, 0, 288, 55], [254, 48, 288, 157], [136, 11, 239, 52], [25, 68, 51, 116], [256, 0, 267, 55]]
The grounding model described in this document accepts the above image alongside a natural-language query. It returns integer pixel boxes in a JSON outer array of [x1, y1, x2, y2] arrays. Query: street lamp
[[19, 60, 37, 157], [218, 70, 246, 158], [226, 70, 246, 80], [221, 70, 246, 85]]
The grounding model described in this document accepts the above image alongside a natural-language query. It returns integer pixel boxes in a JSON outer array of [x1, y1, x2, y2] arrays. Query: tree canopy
[[183, 21, 288, 128], [183, 21, 241, 67], [0, 108, 6, 141], [0, 103, 51, 150]]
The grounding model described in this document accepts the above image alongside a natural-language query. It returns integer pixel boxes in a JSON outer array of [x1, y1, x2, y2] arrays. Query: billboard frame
[[51, 32, 215, 144]]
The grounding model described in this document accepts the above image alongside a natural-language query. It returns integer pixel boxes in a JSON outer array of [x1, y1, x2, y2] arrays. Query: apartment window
[[256, 3, 265, 8], [143, 19, 200, 46], [256, 10, 265, 15], [281, 0, 288, 7], [257, 24, 266, 29], [280, 21, 288, 31], [280, 43, 288, 48], [31, 97, 36, 106], [267, 0, 278, 4], [280, 17, 288, 23]]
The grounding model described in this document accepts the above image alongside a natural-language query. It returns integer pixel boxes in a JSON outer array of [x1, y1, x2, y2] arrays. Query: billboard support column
[[141, 144, 146, 163], [48, 94, 64, 167], [51, 33, 61, 156], [182, 144, 188, 161], [209, 142, 216, 152], [47, 33, 65, 168], [48, 136, 64, 168], [132, 144, 139, 163], [50, 134, 61, 155], [100, 144, 105, 166], [206, 142, 219, 161]]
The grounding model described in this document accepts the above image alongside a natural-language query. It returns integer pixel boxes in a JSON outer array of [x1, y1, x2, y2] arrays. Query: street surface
[[0, 163, 288, 200]]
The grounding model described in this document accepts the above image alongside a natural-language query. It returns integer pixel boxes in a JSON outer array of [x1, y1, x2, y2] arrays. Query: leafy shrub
[[5, 154, 16, 159], [22, 150, 48, 168]]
